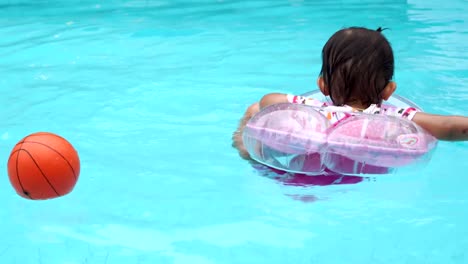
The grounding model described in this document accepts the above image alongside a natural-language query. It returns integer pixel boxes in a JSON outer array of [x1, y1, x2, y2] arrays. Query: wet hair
[[319, 27, 394, 107]]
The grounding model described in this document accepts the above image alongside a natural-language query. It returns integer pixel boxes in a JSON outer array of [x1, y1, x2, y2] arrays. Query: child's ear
[[381, 81, 397, 100], [317, 77, 329, 96]]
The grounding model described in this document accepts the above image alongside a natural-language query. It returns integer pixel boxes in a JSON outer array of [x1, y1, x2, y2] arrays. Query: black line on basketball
[[21, 149, 60, 197], [13, 144, 32, 199], [9, 149, 22, 160], [14, 140, 26, 147], [20, 141, 78, 181]]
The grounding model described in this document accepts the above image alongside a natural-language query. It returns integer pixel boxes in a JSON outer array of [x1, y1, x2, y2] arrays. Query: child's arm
[[412, 112, 468, 141], [232, 93, 297, 160], [232, 102, 260, 160], [259, 93, 289, 109]]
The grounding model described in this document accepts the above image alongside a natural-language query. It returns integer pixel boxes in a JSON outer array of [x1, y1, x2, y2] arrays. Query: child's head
[[318, 27, 396, 107]]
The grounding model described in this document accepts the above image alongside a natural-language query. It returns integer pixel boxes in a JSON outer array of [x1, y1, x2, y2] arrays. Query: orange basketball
[[7, 132, 80, 200]]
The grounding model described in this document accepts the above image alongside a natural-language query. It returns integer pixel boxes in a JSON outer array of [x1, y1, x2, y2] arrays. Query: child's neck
[[347, 102, 370, 111]]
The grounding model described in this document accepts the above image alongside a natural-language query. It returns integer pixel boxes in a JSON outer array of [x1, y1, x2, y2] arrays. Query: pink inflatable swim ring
[[242, 90, 438, 176]]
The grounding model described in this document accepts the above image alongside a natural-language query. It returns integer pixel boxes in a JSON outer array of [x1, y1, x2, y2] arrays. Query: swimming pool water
[[0, 0, 467, 263]]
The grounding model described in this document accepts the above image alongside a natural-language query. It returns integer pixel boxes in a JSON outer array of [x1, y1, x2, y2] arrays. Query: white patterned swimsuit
[[286, 94, 419, 125]]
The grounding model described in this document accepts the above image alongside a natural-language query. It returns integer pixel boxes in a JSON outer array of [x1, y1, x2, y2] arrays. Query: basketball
[[7, 132, 80, 200]]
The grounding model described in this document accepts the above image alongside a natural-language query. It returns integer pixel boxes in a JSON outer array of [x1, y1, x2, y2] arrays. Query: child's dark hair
[[319, 27, 394, 107]]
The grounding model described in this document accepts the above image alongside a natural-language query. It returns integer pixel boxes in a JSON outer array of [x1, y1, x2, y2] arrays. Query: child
[[233, 27, 468, 160]]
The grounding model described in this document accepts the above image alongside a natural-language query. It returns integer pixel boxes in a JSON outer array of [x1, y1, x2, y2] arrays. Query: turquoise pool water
[[1, 0, 467, 263]]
